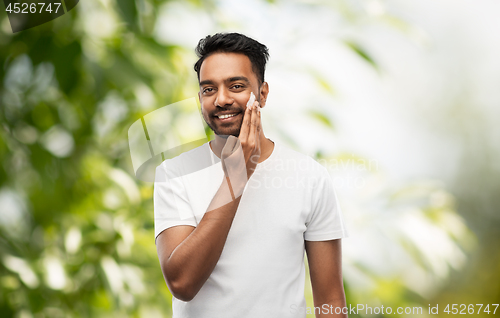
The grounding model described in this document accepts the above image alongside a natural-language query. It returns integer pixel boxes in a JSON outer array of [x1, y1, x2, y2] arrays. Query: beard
[[202, 92, 260, 138], [203, 111, 245, 138]]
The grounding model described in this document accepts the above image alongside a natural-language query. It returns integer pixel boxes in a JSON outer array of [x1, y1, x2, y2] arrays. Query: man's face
[[198, 52, 264, 137]]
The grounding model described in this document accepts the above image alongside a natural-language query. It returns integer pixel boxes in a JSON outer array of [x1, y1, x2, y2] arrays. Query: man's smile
[[213, 111, 243, 123]]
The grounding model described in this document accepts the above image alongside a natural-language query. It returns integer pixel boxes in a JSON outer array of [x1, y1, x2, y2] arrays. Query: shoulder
[[156, 142, 212, 178], [276, 142, 329, 176]]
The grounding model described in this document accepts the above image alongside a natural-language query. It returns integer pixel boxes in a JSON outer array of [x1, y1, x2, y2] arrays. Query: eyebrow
[[199, 76, 251, 87], [227, 76, 251, 85]]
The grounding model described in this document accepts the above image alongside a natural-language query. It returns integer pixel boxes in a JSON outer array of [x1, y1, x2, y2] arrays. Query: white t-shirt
[[154, 140, 348, 318]]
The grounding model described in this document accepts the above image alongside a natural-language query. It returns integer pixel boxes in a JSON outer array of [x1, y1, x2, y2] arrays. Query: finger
[[221, 135, 238, 159], [247, 102, 258, 157], [255, 102, 261, 150], [238, 104, 252, 143], [254, 102, 261, 155]]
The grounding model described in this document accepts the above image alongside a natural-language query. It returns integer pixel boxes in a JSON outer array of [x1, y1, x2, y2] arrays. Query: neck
[[210, 132, 274, 163]]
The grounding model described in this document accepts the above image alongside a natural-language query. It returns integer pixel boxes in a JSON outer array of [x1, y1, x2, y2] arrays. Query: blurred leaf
[[116, 0, 139, 31], [344, 40, 378, 70], [307, 109, 335, 129]]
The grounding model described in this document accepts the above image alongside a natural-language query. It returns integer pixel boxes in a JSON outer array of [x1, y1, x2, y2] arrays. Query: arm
[[156, 177, 241, 301], [305, 239, 348, 318], [156, 100, 261, 301]]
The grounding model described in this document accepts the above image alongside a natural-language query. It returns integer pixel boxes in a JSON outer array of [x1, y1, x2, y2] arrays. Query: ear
[[259, 82, 269, 108]]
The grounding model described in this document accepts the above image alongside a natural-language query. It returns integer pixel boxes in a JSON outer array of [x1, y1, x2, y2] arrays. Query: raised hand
[[238, 92, 262, 179], [219, 92, 261, 200]]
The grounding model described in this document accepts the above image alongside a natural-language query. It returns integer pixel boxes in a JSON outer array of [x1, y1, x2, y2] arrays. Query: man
[[155, 32, 348, 317]]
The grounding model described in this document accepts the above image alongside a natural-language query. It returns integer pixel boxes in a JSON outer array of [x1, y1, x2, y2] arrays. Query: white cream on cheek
[[246, 92, 256, 109]]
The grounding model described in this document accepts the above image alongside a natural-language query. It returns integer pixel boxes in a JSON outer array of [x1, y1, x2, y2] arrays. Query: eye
[[231, 84, 244, 90], [202, 87, 214, 94]]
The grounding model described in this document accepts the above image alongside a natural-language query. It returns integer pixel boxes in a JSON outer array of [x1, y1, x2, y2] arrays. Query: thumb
[[221, 135, 240, 159]]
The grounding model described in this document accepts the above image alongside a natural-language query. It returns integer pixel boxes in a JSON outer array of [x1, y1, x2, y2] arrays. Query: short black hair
[[194, 33, 269, 85]]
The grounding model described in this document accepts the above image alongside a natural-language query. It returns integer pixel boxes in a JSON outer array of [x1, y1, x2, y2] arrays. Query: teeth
[[218, 113, 237, 119]]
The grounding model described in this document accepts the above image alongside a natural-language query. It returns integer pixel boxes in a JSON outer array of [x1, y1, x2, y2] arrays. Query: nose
[[214, 88, 233, 107]]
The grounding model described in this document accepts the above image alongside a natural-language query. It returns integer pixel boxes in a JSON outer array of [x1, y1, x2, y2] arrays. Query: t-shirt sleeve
[[154, 162, 197, 245], [304, 169, 348, 241]]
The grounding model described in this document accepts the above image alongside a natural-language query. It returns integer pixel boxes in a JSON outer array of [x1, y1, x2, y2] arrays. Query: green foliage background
[[0, 0, 197, 316], [0, 1, 498, 318]]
